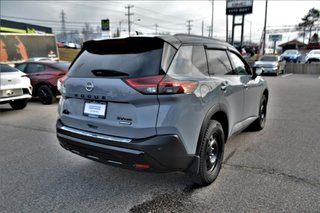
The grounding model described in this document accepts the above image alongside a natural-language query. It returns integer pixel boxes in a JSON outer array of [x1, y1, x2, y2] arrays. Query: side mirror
[[252, 67, 264, 78]]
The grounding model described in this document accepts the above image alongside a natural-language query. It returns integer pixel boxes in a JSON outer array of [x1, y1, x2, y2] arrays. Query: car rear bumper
[[56, 119, 198, 173], [0, 94, 32, 103]]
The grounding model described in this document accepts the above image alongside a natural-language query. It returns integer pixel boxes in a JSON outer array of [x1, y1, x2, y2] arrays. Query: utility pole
[[226, 15, 228, 42], [155, 24, 158, 35], [210, 0, 214, 38], [207, 26, 212, 37], [263, 0, 268, 54], [187, 20, 193, 35], [60, 10, 67, 41], [125, 5, 134, 36], [202, 20, 204, 37]]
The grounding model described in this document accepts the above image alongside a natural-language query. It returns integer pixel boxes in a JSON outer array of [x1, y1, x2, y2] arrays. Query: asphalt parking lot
[[1, 74, 320, 212]]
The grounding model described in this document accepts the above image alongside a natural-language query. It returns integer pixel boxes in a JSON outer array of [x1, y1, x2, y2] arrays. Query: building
[[0, 19, 52, 34], [278, 39, 307, 51]]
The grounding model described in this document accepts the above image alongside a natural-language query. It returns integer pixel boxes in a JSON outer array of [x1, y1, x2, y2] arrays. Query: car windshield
[[284, 50, 298, 54], [260, 56, 278, 62], [0, 64, 19, 73]]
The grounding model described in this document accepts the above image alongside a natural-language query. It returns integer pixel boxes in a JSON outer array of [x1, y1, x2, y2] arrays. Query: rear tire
[[190, 120, 225, 186], [250, 94, 267, 131], [38, 85, 56, 105], [9, 99, 28, 110]]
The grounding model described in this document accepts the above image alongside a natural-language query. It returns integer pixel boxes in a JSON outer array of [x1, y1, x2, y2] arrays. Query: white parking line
[[282, 73, 293, 78]]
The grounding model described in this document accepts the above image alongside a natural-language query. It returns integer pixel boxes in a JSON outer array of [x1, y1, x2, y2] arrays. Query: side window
[[206, 49, 232, 75], [192, 46, 208, 75], [228, 52, 250, 75], [25, 64, 45, 73], [15, 64, 27, 72], [167, 45, 208, 77]]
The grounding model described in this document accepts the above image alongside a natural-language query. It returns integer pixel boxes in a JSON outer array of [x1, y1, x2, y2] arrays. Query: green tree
[[296, 8, 320, 44]]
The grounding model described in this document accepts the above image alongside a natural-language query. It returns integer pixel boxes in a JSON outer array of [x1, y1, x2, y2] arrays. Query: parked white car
[[253, 54, 286, 75], [0, 64, 32, 110], [305, 50, 320, 63]]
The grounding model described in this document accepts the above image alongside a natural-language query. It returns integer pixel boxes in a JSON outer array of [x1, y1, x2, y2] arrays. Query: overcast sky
[[1, 0, 319, 44]]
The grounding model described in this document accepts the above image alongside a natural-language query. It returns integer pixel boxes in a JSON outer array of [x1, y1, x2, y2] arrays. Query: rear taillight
[[53, 72, 66, 77], [124, 75, 198, 95], [57, 75, 68, 93]]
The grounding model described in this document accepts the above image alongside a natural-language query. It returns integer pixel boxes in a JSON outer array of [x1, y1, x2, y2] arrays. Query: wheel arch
[[33, 82, 54, 96], [195, 104, 229, 156]]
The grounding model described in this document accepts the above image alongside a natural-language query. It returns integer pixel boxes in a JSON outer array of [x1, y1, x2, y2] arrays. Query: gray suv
[[56, 35, 268, 186]]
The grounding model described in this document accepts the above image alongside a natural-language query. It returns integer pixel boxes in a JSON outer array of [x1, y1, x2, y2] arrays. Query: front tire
[[190, 120, 225, 186], [250, 94, 267, 131], [38, 85, 56, 105], [9, 99, 28, 110]]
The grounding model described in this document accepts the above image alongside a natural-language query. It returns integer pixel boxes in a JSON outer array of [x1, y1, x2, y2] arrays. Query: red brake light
[[124, 75, 198, 95], [158, 77, 198, 94], [124, 75, 164, 94]]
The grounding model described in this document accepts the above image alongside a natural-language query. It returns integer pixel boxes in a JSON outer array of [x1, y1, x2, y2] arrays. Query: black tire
[[9, 99, 28, 110], [38, 85, 56, 105], [190, 120, 225, 186], [250, 94, 267, 131]]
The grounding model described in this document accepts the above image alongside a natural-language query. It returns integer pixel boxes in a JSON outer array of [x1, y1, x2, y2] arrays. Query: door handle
[[220, 81, 229, 91], [243, 84, 248, 89]]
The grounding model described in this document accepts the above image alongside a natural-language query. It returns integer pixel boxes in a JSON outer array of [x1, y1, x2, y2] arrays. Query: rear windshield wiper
[[91, 69, 129, 77]]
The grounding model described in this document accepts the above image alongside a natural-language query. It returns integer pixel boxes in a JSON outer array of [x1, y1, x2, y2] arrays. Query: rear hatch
[[59, 37, 169, 139]]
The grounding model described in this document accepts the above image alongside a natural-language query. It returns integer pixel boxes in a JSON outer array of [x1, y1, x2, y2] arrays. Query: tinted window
[[25, 64, 46, 73], [206, 49, 232, 75], [0, 64, 19, 73], [15, 64, 27, 72], [228, 52, 250, 75], [69, 37, 164, 78], [167, 45, 208, 78]]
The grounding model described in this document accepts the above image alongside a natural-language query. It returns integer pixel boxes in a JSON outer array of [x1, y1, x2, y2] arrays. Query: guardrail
[[285, 63, 320, 74]]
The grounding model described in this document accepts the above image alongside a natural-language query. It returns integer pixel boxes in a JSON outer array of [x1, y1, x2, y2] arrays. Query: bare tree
[[296, 8, 320, 43], [82, 23, 93, 42]]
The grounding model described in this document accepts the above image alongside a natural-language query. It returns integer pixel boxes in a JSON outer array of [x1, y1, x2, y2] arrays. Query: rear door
[[206, 48, 244, 132], [60, 37, 166, 139]]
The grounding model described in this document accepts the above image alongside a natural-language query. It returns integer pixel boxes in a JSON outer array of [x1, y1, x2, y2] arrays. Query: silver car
[[0, 64, 32, 110], [56, 35, 268, 186], [254, 54, 286, 75]]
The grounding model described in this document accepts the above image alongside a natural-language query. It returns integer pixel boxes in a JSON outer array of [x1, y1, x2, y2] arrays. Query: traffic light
[[101, 19, 110, 31]]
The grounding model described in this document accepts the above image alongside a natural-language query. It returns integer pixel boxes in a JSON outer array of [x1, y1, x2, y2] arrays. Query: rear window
[[68, 37, 165, 78], [0, 64, 19, 73]]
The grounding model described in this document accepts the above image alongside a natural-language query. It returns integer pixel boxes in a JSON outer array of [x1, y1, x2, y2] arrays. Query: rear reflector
[[133, 164, 150, 169], [124, 75, 198, 95]]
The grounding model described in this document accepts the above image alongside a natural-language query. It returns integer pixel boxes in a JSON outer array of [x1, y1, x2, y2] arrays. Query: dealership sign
[[226, 0, 253, 15], [269, 34, 282, 42]]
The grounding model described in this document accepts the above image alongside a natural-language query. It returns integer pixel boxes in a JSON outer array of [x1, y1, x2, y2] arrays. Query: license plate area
[[83, 101, 107, 119], [1, 89, 23, 98]]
